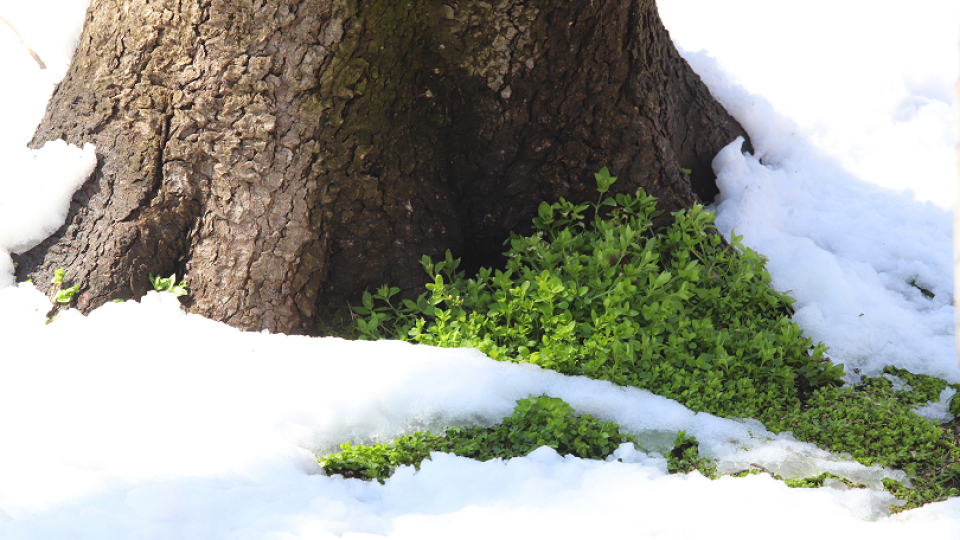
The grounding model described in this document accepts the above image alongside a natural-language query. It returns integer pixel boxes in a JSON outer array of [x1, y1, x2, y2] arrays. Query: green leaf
[[149, 273, 189, 297], [594, 167, 617, 194], [537, 201, 554, 224], [55, 284, 80, 304]]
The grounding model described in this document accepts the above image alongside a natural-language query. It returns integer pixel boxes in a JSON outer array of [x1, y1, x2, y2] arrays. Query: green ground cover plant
[[769, 368, 960, 509], [51, 267, 79, 304], [665, 431, 715, 476], [355, 168, 843, 420], [335, 169, 959, 511], [320, 395, 634, 483], [149, 273, 189, 297]]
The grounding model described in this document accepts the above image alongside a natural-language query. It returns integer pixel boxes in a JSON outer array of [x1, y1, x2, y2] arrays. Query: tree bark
[[16, 0, 751, 334]]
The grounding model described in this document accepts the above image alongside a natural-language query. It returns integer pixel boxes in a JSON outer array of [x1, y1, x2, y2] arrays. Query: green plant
[[773, 376, 949, 470], [951, 388, 960, 419], [768, 369, 960, 511], [149, 273, 189, 297], [348, 169, 959, 511], [355, 169, 843, 421], [321, 431, 444, 482], [51, 267, 80, 304], [878, 366, 953, 407], [666, 431, 715, 476], [320, 395, 635, 483]]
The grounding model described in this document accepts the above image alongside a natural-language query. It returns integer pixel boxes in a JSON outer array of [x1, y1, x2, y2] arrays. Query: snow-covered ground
[[0, 1, 958, 538]]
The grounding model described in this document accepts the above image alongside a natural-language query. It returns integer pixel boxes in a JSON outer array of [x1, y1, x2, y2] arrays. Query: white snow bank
[[0, 2, 98, 290], [678, 49, 958, 384], [658, 0, 959, 208], [0, 140, 96, 289], [0, 140, 96, 253], [0, 287, 948, 537]]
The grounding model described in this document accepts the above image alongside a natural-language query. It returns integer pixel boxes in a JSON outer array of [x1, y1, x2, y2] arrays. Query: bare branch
[[0, 15, 46, 69]]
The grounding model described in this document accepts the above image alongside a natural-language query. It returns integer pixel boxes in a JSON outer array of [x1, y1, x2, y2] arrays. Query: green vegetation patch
[[149, 273, 189, 297], [344, 169, 959, 511], [666, 431, 715, 476], [355, 168, 843, 421], [51, 267, 80, 304], [320, 395, 634, 483], [770, 371, 960, 509]]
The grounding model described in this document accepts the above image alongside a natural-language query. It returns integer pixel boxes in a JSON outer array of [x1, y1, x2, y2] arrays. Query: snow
[[0, 1, 957, 537], [0, 3, 97, 289], [658, 0, 960, 208]]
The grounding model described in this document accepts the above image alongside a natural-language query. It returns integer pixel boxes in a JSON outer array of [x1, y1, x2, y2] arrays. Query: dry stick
[[0, 15, 46, 69]]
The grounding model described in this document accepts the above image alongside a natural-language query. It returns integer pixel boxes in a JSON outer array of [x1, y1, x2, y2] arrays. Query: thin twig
[[0, 15, 46, 69]]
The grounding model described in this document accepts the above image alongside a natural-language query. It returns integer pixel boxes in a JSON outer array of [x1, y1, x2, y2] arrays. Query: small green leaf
[[55, 284, 80, 304], [538, 201, 554, 224], [149, 273, 189, 297], [594, 167, 617, 194]]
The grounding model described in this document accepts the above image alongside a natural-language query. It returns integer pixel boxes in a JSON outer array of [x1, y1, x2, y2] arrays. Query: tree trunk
[[16, 0, 751, 334]]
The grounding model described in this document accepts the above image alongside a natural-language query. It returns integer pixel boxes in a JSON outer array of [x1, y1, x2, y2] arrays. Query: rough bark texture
[[17, 0, 751, 334]]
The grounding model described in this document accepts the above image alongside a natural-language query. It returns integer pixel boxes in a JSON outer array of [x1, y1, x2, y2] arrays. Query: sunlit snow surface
[[0, 3, 96, 289], [683, 50, 958, 383], [0, 286, 955, 538], [0, 1, 959, 537]]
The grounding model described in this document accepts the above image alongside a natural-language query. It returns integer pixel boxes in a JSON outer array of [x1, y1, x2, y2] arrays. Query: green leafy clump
[[355, 168, 843, 421], [877, 366, 955, 408], [769, 370, 960, 511], [320, 395, 635, 483], [782, 472, 866, 489], [51, 267, 80, 304], [773, 374, 956, 471], [348, 169, 960, 510], [774, 384, 943, 470], [885, 469, 960, 512], [666, 431, 714, 476], [728, 469, 764, 478], [781, 472, 830, 488], [149, 273, 189, 297], [321, 431, 444, 483], [440, 395, 632, 462]]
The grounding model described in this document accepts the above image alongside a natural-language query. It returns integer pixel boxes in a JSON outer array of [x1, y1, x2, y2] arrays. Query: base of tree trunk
[[16, 0, 751, 335]]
